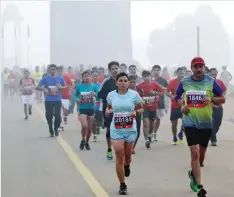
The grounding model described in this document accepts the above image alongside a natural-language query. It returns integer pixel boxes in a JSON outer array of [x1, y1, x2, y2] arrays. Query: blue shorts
[[110, 130, 137, 143]]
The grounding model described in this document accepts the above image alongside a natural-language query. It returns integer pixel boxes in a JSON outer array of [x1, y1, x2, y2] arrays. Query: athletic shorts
[[143, 108, 156, 120], [170, 108, 182, 121], [95, 110, 103, 123], [79, 109, 95, 116], [21, 95, 33, 105], [61, 99, 70, 110], [111, 130, 137, 143], [184, 127, 212, 148], [156, 109, 165, 119]]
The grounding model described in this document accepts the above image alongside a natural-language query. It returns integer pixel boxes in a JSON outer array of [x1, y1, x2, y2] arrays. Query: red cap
[[191, 57, 205, 66]]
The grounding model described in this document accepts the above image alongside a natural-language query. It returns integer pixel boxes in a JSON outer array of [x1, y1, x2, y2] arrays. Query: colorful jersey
[[19, 78, 35, 95], [61, 73, 73, 99], [93, 82, 101, 110], [175, 75, 223, 129], [8, 74, 18, 87], [107, 89, 142, 132], [167, 78, 181, 109], [74, 83, 98, 110], [39, 75, 66, 101], [137, 81, 162, 110]]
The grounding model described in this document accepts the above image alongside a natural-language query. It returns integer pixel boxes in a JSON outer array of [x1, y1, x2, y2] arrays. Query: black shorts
[[95, 110, 103, 122], [143, 108, 156, 120], [184, 127, 212, 148], [170, 108, 182, 121], [79, 109, 95, 116]]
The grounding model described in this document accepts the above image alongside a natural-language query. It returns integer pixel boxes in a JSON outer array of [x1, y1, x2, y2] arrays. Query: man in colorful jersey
[[166, 67, 185, 145], [138, 70, 163, 149], [57, 66, 73, 127], [19, 70, 35, 120], [209, 68, 227, 146], [32, 66, 43, 103], [175, 57, 225, 197], [91, 70, 102, 142], [151, 65, 168, 141], [98, 61, 119, 160], [37, 64, 66, 137]]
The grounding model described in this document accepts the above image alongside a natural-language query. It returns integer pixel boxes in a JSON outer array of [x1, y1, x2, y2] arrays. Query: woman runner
[[106, 72, 143, 195], [75, 71, 98, 150]]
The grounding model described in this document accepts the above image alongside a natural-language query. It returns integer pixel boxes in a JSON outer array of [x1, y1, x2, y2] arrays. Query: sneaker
[[93, 135, 97, 142], [145, 140, 151, 149], [197, 185, 207, 197], [24, 116, 28, 120], [173, 137, 178, 145], [79, 140, 85, 150], [85, 142, 91, 150], [119, 183, 127, 195], [148, 134, 152, 143], [107, 149, 113, 160], [50, 133, 54, 137], [63, 116, 68, 125], [211, 141, 217, 146], [55, 130, 60, 137], [188, 170, 198, 192], [124, 165, 130, 177], [28, 109, 32, 115], [178, 131, 184, 144], [153, 133, 158, 141]]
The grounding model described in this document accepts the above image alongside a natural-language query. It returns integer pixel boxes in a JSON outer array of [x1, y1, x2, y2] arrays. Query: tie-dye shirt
[[175, 75, 223, 129]]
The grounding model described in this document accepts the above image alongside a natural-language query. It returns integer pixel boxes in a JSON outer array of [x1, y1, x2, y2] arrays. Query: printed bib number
[[48, 86, 58, 96], [186, 91, 206, 108], [114, 113, 133, 129], [143, 96, 155, 104], [80, 92, 93, 103]]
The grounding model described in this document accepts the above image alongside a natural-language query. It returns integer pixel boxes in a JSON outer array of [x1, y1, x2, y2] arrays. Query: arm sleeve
[[134, 92, 142, 104], [106, 92, 112, 105], [213, 80, 223, 96], [175, 82, 184, 102], [98, 79, 108, 99], [74, 86, 80, 101]]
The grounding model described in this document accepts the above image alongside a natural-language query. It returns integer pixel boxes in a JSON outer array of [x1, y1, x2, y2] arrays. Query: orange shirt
[[61, 73, 73, 99], [167, 78, 181, 109]]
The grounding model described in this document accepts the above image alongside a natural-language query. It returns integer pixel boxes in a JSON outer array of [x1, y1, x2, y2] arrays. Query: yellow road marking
[[35, 105, 109, 197]]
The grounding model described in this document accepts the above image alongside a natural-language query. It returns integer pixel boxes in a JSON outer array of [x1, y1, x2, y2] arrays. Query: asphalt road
[[1, 96, 234, 197]]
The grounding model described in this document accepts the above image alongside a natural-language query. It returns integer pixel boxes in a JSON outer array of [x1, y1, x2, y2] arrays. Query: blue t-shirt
[[74, 83, 98, 110], [107, 89, 142, 132], [39, 75, 66, 101]]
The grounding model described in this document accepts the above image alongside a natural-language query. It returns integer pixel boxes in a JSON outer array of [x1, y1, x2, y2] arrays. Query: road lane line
[[34, 105, 109, 197]]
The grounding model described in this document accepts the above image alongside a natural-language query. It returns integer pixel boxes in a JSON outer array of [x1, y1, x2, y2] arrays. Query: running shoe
[[107, 150, 113, 160], [148, 134, 152, 143], [153, 133, 158, 141], [29, 109, 32, 115], [211, 141, 217, 146], [124, 165, 130, 177], [173, 137, 179, 145], [93, 135, 97, 142], [24, 116, 28, 120], [178, 131, 184, 144], [85, 143, 91, 150], [79, 140, 85, 150], [145, 140, 151, 149], [197, 185, 207, 197], [55, 130, 60, 137], [63, 116, 68, 125], [119, 183, 127, 195], [188, 170, 198, 192]]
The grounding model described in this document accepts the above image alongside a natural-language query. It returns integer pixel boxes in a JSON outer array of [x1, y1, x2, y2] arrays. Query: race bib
[[48, 86, 58, 96], [114, 112, 133, 129], [185, 91, 206, 108], [143, 96, 155, 104], [80, 92, 93, 103]]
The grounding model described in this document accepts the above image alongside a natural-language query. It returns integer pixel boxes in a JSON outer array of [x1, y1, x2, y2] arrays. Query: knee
[[190, 147, 200, 161], [116, 151, 125, 164]]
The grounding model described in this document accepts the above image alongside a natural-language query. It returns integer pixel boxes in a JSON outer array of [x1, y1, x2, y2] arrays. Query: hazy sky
[[1, 0, 234, 67]]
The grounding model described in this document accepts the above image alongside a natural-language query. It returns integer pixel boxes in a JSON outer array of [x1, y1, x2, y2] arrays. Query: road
[[2, 97, 234, 197]]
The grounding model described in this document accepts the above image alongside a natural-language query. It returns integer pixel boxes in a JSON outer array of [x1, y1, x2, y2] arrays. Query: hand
[[170, 95, 175, 101], [136, 108, 143, 116], [44, 88, 49, 93], [181, 106, 190, 114], [105, 108, 113, 117], [202, 97, 212, 105], [56, 83, 62, 89], [90, 91, 95, 96], [148, 90, 156, 96]]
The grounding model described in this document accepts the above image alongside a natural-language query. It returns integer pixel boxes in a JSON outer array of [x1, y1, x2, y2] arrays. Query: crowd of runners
[[1, 57, 232, 197]]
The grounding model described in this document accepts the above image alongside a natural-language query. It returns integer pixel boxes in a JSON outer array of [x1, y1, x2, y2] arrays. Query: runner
[[220, 65, 232, 91], [57, 66, 73, 129], [120, 63, 127, 73], [151, 65, 168, 141], [209, 68, 227, 146], [91, 70, 102, 142], [166, 67, 185, 144], [32, 66, 43, 103], [2, 68, 9, 98], [128, 75, 144, 154], [98, 67, 107, 83], [175, 57, 225, 197], [19, 70, 35, 120], [138, 70, 163, 148], [106, 72, 143, 195], [75, 70, 98, 150], [98, 61, 119, 159], [37, 64, 66, 137], [128, 64, 142, 83], [67, 66, 77, 114]]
